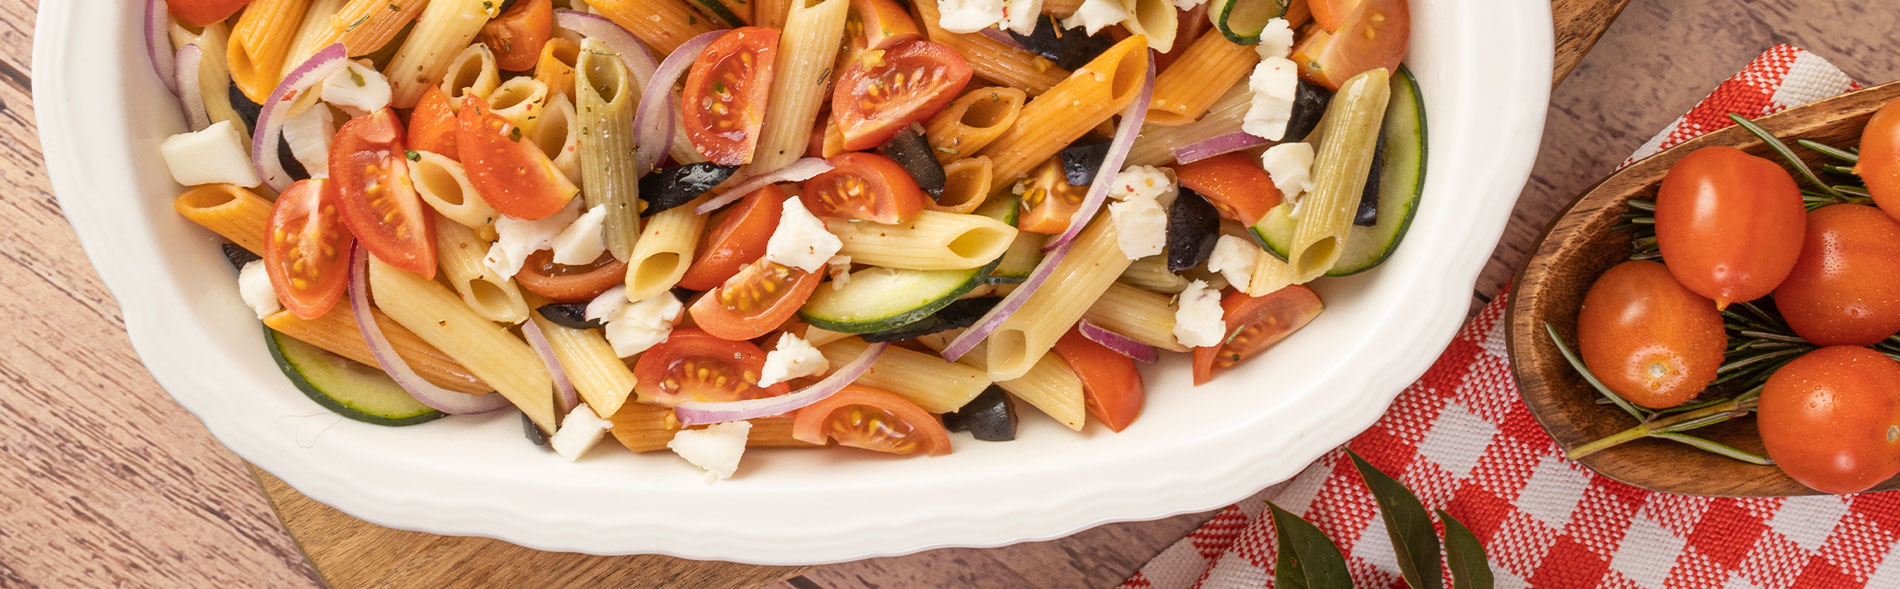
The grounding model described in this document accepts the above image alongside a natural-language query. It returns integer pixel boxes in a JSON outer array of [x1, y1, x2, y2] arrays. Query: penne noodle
[[369, 258, 560, 431], [607, 403, 815, 452], [753, 0, 794, 28], [1119, 255, 1191, 293], [408, 150, 501, 230], [1125, 81, 1251, 166], [826, 211, 1018, 271], [437, 43, 502, 110], [931, 157, 994, 214], [529, 313, 638, 419], [916, 0, 1068, 95], [280, 0, 347, 80], [1247, 248, 1301, 296], [264, 301, 493, 394], [575, 40, 643, 260], [533, 37, 581, 98], [435, 219, 532, 324], [1146, 30, 1259, 126], [531, 93, 586, 185], [1118, 0, 1176, 52], [818, 338, 990, 413], [330, 0, 431, 57], [227, 0, 313, 102], [485, 77, 551, 128], [747, 0, 848, 173], [385, 0, 498, 109], [986, 217, 1130, 380], [1083, 282, 1189, 352], [916, 333, 1086, 431], [623, 205, 706, 303], [173, 184, 272, 255], [925, 87, 1026, 163], [1287, 70, 1391, 280], [589, 0, 720, 54], [980, 34, 1149, 188]]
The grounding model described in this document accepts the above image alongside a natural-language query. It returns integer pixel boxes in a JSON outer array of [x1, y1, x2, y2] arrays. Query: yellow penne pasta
[[1082, 282, 1188, 352], [325, 0, 430, 57], [264, 302, 493, 395], [485, 77, 550, 128], [819, 338, 989, 413], [1247, 249, 1301, 296], [409, 151, 501, 230], [986, 217, 1130, 380], [932, 156, 994, 214], [529, 313, 638, 420], [980, 34, 1149, 187], [754, 0, 794, 28], [624, 205, 706, 303], [280, 0, 346, 80], [173, 184, 272, 255], [926, 87, 1026, 163], [385, 0, 497, 108], [1119, 255, 1190, 293], [227, 0, 313, 102], [747, 0, 848, 173], [607, 404, 815, 452], [916, 334, 1085, 431], [1146, 30, 1259, 126], [533, 37, 581, 97], [916, 0, 1068, 94], [1118, 0, 1176, 52], [438, 43, 501, 109], [531, 93, 586, 185], [826, 211, 1018, 270], [369, 259, 559, 431], [589, 0, 720, 54], [435, 219, 531, 324]]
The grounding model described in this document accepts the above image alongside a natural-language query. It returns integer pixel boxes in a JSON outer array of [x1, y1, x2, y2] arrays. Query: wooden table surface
[[4, 1, 1898, 587]]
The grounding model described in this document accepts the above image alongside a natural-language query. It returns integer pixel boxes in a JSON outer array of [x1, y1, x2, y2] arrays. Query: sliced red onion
[[522, 318, 580, 415], [1044, 58, 1156, 252], [174, 44, 210, 130], [674, 342, 888, 426], [552, 11, 659, 87], [977, 27, 1029, 52], [693, 157, 834, 214], [145, 0, 177, 94], [349, 247, 512, 414], [1078, 320, 1158, 363], [1173, 131, 1271, 165], [584, 284, 628, 322], [254, 43, 349, 192], [634, 30, 724, 177], [942, 240, 1072, 361]]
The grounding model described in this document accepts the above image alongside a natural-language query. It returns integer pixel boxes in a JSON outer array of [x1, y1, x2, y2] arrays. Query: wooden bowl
[[1506, 80, 1900, 497]]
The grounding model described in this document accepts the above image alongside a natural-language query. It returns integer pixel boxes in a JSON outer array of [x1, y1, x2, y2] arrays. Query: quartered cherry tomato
[[1859, 100, 1900, 222], [1759, 346, 1900, 494], [846, 0, 922, 54], [329, 109, 436, 277], [407, 87, 460, 159], [1576, 260, 1726, 409], [1017, 159, 1085, 234], [1773, 205, 1900, 346], [689, 259, 824, 341], [456, 95, 579, 220], [792, 385, 953, 456], [633, 328, 788, 406], [832, 39, 972, 150], [1654, 146, 1806, 307], [514, 250, 630, 302], [1173, 152, 1283, 225], [1289, 0, 1409, 90], [1053, 328, 1145, 432], [680, 184, 787, 291], [477, 0, 552, 71], [1191, 285, 1323, 386], [169, 0, 251, 27], [802, 152, 929, 223], [265, 179, 354, 319], [1308, 0, 1358, 32], [682, 27, 780, 166]]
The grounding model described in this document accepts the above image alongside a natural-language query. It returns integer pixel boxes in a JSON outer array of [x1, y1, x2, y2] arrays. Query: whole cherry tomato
[[1759, 346, 1900, 494], [1773, 204, 1900, 346], [1859, 100, 1900, 222], [1576, 260, 1727, 409], [1654, 146, 1806, 307]]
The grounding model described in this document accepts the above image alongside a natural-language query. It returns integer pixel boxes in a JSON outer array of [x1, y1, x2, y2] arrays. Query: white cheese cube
[[764, 198, 843, 273], [759, 333, 831, 387], [1254, 18, 1296, 59], [483, 200, 582, 279], [1206, 235, 1259, 293], [551, 205, 608, 265], [280, 105, 335, 179], [549, 403, 613, 462], [1243, 56, 1300, 141], [1061, 0, 1128, 35], [936, 0, 1006, 33], [1261, 142, 1315, 208], [668, 421, 753, 482], [1108, 165, 1177, 204], [604, 292, 683, 358], [1108, 197, 1168, 260], [159, 120, 260, 187], [1173, 279, 1227, 348], [320, 60, 392, 116], [237, 260, 281, 320]]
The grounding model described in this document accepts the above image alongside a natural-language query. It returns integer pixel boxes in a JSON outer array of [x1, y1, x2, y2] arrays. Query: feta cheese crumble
[[668, 421, 753, 482], [759, 333, 830, 387], [1173, 279, 1227, 347], [1108, 165, 1177, 204], [1062, 0, 1128, 35], [483, 200, 582, 279], [936, 0, 1005, 33], [1109, 197, 1168, 260], [1001, 0, 1043, 35], [1254, 18, 1296, 59], [280, 105, 335, 178], [550, 205, 607, 265], [1206, 235, 1260, 293], [549, 403, 613, 462], [765, 198, 843, 273], [237, 260, 280, 320], [604, 292, 683, 358], [1243, 57, 1301, 141], [1261, 142, 1316, 207], [159, 120, 260, 187], [320, 60, 392, 116], [826, 255, 853, 291]]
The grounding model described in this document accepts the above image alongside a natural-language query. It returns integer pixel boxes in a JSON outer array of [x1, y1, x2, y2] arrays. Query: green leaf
[[1270, 502, 1352, 589], [1438, 511, 1493, 589], [1347, 450, 1442, 589]]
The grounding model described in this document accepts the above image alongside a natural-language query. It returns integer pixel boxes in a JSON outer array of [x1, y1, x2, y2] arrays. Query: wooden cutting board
[[255, 1, 1629, 586]]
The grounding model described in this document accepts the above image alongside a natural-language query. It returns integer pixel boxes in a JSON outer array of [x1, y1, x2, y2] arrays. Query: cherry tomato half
[[689, 259, 824, 341], [169, 0, 251, 27], [832, 40, 973, 151], [682, 27, 780, 166], [1017, 159, 1085, 234], [457, 95, 579, 220], [265, 179, 355, 320], [1859, 99, 1900, 222], [679, 184, 787, 291], [1575, 260, 1726, 409], [1053, 328, 1145, 432], [1191, 285, 1323, 386], [845, 0, 923, 60], [1654, 145, 1806, 308], [1308, 0, 1358, 32], [477, 0, 553, 71], [330, 109, 437, 277], [632, 328, 788, 406], [803, 152, 930, 223], [514, 250, 630, 302], [1759, 346, 1900, 494], [792, 385, 953, 456], [1288, 0, 1409, 90], [1773, 204, 1900, 346], [407, 86, 460, 159], [1173, 152, 1283, 225]]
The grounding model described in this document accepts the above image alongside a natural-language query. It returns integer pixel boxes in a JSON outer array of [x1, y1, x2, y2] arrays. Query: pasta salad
[[151, 0, 1421, 479]]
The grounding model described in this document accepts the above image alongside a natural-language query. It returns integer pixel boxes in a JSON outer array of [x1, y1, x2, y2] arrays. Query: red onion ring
[[1044, 57, 1154, 252], [1173, 131, 1271, 165], [633, 30, 725, 178], [977, 27, 1029, 52], [1078, 319, 1159, 363], [553, 11, 659, 86], [522, 318, 580, 416], [174, 44, 210, 130], [584, 285, 628, 323], [693, 157, 834, 214], [145, 0, 177, 94], [673, 342, 888, 427], [349, 247, 512, 414], [254, 43, 348, 192]]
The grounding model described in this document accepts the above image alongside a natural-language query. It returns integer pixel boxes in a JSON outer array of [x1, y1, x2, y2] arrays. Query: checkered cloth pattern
[[1122, 45, 1888, 589]]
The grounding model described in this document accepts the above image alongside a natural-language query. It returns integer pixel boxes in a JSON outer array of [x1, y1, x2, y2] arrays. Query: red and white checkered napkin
[[1122, 45, 1888, 589]]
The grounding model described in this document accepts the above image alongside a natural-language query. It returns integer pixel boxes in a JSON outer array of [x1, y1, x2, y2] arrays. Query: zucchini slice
[[266, 328, 442, 426], [1249, 202, 1297, 260], [1328, 66, 1425, 275], [988, 232, 1043, 284], [1209, 0, 1289, 45], [799, 259, 999, 333]]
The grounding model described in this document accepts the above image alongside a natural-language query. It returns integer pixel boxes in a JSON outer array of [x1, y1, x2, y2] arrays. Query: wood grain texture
[[1508, 81, 1900, 497]]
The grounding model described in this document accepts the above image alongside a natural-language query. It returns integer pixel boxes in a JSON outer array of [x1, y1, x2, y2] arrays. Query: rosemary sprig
[[1797, 138, 1858, 163], [1729, 113, 1846, 200]]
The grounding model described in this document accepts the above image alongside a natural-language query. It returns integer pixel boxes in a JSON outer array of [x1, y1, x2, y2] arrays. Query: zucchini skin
[[266, 327, 444, 427]]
